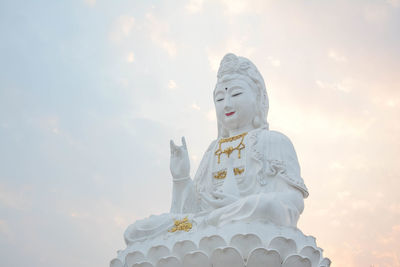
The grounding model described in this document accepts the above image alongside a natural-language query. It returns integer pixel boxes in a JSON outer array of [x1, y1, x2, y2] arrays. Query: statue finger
[[200, 192, 212, 204], [201, 193, 219, 206], [208, 198, 222, 207], [170, 140, 177, 155], [211, 191, 225, 199], [181, 136, 187, 150]]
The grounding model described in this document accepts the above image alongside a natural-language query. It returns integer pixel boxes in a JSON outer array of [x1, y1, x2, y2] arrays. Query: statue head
[[214, 53, 269, 137]]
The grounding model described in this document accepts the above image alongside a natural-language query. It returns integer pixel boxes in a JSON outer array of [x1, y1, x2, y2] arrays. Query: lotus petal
[[282, 255, 312, 267], [299, 246, 320, 267], [210, 246, 245, 267], [268, 237, 297, 261], [156, 256, 182, 267], [199, 235, 227, 256], [182, 251, 211, 267], [126, 251, 146, 267], [173, 240, 197, 259], [110, 258, 123, 267], [247, 247, 282, 267], [147, 245, 170, 265], [132, 262, 154, 267], [230, 234, 262, 260], [320, 257, 331, 267]]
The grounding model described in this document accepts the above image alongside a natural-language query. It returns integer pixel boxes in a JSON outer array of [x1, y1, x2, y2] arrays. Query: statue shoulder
[[259, 129, 298, 161], [193, 139, 218, 188], [258, 129, 295, 149], [206, 139, 218, 152]]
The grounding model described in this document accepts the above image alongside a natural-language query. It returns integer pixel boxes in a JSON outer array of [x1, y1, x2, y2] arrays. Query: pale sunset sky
[[0, 0, 399, 266]]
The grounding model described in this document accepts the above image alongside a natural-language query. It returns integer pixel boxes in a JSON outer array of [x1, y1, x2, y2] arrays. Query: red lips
[[225, 111, 235, 116]]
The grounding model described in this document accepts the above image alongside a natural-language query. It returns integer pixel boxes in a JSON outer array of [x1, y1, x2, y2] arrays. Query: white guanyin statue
[[111, 54, 331, 267]]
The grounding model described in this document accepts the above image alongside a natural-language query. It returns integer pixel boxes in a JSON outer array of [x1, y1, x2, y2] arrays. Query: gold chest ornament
[[214, 132, 247, 164], [213, 132, 247, 179]]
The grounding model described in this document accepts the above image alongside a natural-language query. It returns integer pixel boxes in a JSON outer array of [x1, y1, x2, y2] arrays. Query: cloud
[[207, 50, 221, 72], [388, 203, 400, 214], [363, 3, 390, 23], [145, 13, 177, 57], [385, 98, 398, 108], [206, 40, 255, 72], [387, 0, 400, 8], [113, 216, 128, 229], [185, 0, 204, 13], [0, 185, 31, 211], [374, 225, 400, 264], [268, 56, 281, 67], [207, 109, 216, 121], [126, 52, 135, 63], [190, 154, 199, 165], [330, 219, 341, 228], [168, 80, 177, 89], [0, 219, 12, 240], [34, 116, 60, 134], [315, 79, 352, 93], [328, 50, 347, 62], [329, 161, 345, 170], [109, 15, 135, 43], [337, 191, 351, 200], [84, 0, 96, 7], [218, 0, 248, 15], [191, 103, 200, 110], [351, 200, 373, 211]]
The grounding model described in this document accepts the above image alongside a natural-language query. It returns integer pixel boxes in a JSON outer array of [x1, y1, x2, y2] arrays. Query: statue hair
[[214, 53, 269, 138]]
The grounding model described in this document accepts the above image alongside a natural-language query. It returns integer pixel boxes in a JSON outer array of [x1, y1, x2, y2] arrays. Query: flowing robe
[[124, 128, 308, 245]]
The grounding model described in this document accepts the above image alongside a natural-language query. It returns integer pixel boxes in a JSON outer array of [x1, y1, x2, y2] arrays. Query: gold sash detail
[[214, 170, 227, 179], [213, 167, 245, 179], [234, 167, 244, 175]]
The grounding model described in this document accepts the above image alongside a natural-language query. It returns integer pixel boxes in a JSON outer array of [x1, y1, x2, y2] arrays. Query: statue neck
[[228, 124, 255, 137]]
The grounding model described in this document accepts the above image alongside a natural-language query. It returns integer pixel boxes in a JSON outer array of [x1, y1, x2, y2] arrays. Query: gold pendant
[[214, 132, 247, 164]]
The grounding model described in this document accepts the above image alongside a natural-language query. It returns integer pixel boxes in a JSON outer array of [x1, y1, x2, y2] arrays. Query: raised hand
[[170, 136, 190, 179]]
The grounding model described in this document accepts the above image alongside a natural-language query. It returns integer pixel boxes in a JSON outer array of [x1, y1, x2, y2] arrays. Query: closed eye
[[216, 98, 224, 102], [232, 92, 242, 97]]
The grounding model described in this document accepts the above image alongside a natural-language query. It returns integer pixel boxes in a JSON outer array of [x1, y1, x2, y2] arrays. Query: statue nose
[[223, 96, 232, 111]]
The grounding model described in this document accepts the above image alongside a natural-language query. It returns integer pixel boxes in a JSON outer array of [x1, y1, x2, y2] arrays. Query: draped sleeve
[[261, 130, 309, 198]]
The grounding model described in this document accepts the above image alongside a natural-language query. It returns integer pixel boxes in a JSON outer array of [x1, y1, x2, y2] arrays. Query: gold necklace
[[214, 132, 247, 164]]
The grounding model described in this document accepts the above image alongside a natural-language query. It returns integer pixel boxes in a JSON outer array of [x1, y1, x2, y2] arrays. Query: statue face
[[214, 79, 257, 134]]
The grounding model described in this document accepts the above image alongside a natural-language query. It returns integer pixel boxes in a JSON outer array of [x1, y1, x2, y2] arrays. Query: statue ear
[[252, 115, 262, 128]]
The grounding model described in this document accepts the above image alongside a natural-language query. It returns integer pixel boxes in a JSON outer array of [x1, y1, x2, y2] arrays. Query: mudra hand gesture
[[201, 191, 239, 209], [170, 137, 190, 179]]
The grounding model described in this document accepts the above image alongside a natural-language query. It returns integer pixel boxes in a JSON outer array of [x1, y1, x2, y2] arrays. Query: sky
[[0, 0, 399, 266]]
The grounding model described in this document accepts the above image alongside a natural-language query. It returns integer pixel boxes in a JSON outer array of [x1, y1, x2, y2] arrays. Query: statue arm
[[170, 140, 217, 213], [260, 131, 308, 220], [170, 176, 198, 213], [169, 136, 200, 214], [265, 131, 309, 199]]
